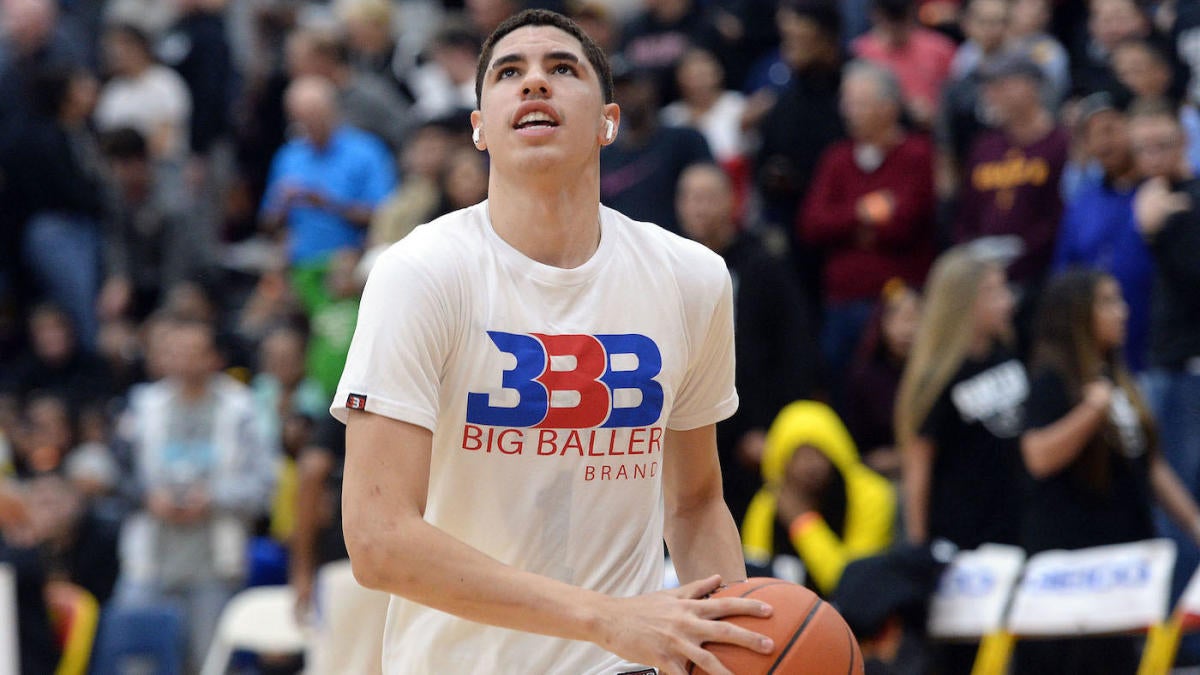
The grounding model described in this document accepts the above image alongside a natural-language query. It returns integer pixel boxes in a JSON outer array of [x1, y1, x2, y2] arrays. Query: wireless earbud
[[604, 119, 615, 141], [472, 127, 481, 144]]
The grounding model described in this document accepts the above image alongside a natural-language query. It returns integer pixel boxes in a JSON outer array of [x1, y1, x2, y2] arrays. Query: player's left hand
[[592, 574, 774, 675]]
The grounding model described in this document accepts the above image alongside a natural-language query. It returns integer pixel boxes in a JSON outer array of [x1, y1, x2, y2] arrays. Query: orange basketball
[[691, 578, 864, 675]]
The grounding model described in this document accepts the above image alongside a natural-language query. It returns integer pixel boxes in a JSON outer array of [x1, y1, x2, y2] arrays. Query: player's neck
[[487, 171, 602, 269]]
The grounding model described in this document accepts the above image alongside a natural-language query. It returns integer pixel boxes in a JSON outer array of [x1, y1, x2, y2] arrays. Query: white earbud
[[472, 127, 481, 144], [604, 119, 615, 141]]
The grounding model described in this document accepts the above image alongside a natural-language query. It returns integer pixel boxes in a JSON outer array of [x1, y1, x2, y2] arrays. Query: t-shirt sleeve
[[330, 240, 453, 430], [1024, 370, 1073, 431], [668, 266, 739, 430]]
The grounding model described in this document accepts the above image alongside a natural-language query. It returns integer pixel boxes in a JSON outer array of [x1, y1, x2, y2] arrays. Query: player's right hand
[[593, 574, 774, 675]]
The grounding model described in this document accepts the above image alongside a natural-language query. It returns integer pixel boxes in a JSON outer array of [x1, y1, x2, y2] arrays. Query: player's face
[[473, 25, 617, 175]]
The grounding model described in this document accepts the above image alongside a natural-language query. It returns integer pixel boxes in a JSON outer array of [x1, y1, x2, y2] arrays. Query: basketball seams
[[735, 581, 795, 599], [764, 599, 824, 675], [691, 579, 859, 675], [689, 582, 797, 674]]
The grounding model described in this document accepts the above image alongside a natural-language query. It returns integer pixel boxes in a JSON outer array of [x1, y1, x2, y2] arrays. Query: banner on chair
[[928, 544, 1026, 639], [1006, 538, 1175, 637]]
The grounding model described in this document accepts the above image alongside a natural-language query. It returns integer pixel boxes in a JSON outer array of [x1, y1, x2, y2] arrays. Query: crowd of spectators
[[2, 0, 1200, 671]]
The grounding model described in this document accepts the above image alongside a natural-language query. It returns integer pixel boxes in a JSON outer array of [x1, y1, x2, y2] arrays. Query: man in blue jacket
[[1054, 91, 1154, 371]]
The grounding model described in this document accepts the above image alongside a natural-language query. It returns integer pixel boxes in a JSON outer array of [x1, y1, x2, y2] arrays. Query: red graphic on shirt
[[532, 333, 609, 429]]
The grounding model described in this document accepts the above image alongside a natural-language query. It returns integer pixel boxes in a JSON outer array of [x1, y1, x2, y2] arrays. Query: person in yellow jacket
[[742, 400, 895, 595]]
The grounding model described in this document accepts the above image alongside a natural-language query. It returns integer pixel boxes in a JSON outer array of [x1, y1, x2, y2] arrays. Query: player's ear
[[470, 110, 486, 150], [600, 103, 620, 146]]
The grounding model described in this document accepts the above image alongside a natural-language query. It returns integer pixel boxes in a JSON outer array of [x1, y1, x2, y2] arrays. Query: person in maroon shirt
[[953, 50, 1069, 357], [801, 59, 936, 385], [953, 51, 1069, 289]]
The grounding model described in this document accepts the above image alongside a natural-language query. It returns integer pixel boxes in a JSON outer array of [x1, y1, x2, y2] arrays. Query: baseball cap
[[1076, 90, 1121, 129]]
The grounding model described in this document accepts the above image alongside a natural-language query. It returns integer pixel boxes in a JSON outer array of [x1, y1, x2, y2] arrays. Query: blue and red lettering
[[465, 331, 664, 428]]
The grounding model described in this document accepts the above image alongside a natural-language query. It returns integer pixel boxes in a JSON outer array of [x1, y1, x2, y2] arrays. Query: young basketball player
[[333, 10, 774, 675]]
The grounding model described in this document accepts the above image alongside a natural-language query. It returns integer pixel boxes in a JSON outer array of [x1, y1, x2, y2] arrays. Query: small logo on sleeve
[[346, 393, 368, 410]]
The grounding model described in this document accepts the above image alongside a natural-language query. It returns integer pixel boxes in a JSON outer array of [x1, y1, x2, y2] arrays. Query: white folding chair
[[926, 543, 1026, 675], [199, 585, 306, 675], [1005, 539, 1177, 675], [305, 559, 389, 675], [0, 563, 18, 675]]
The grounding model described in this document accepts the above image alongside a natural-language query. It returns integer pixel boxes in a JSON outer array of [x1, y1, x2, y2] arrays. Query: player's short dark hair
[[475, 9, 613, 107]]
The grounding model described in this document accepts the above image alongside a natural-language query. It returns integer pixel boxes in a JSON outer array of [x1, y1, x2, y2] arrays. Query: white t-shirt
[[660, 91, 748, 162], [332, 200, 738, 675], [94, 65, 192, 157]]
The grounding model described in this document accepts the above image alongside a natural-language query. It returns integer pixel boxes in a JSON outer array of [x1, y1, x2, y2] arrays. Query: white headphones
[[472, 126, 481, 144]]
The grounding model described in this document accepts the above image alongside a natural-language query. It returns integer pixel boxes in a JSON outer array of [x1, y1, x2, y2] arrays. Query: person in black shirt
[[845, 279, 920, 480], [10, 65, 109, 351], [290, 414, 349, 620], [1016, 269, 1200, 673], [161, 0, 235, 160], [752, 0, 844, 229], [618, 0, 725, 102], [675, 163, 820, 523], [0, 479, 59, 675], [599, 62, 713, 233], [1131, 103, 1200, 663], [290, 413, 388, 673], [895, 245, 1028, 675], [1, 304, 114, 414], [21, 473, 120, 605], [895, 245, 1026, 551], [750, 0, 845, 307]]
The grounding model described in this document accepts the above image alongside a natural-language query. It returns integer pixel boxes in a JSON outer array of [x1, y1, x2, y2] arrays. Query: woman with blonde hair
[[895, 245, 1027, 549]]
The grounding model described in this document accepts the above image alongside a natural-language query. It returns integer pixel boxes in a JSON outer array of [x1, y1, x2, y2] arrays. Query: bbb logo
[[466, 331, 664, 429]]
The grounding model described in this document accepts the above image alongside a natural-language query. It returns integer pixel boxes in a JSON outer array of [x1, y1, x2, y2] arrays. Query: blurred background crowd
[[2, 0, 1200, 671]]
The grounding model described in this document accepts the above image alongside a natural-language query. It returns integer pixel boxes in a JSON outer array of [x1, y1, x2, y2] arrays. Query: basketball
[[691, 578, 864, 675]]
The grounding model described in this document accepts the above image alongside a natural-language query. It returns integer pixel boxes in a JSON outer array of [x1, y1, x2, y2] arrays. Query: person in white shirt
[[333, 9, 774, 675], [94, 23, 191, 160], [660, 48, 748, 164]]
